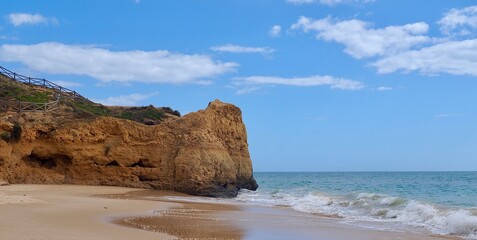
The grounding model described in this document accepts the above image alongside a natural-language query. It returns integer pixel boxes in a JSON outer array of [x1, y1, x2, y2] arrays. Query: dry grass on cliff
[[65, 99, 180, 125], [0, 75, 180, 125], [0, 75, 55, 103]]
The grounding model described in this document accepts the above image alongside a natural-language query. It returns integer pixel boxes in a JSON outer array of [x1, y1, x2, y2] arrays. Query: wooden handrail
[[0, 99, 59, 113], [0, 66, 86, 100], [0, 65, 89, 113]]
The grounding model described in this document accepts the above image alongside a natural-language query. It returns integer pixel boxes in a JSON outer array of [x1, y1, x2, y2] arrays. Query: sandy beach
[[0, 184, 458, 240], [0, 184, 176, 240]]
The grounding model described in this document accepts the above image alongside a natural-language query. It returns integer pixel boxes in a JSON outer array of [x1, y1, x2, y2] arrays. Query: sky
[[1, 0, 476, 172]]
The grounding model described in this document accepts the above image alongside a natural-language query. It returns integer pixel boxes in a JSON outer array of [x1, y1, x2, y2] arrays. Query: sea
[[165, 172, 477, 239]]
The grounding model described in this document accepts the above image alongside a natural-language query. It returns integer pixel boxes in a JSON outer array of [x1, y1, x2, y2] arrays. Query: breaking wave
[[163, 189, 477, 239], [233, 189, 477, 239]]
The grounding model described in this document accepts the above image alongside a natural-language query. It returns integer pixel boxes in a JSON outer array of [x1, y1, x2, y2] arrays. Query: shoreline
[[115, 191, 458, 240], [0, 184, 460, 240]]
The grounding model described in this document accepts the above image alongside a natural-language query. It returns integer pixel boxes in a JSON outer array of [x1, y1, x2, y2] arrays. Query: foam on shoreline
[[113, 189, 457, 240], [160, 189, 477, 239], [0, 184, 463, 240]]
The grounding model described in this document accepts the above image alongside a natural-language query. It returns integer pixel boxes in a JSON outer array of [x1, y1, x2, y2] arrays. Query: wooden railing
[[0, 65, 90, 113], [0, 66, 85, 100], [0, 99, 59, 112]]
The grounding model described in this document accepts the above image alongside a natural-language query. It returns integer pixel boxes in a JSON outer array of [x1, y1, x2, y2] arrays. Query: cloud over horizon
[[0, 42, 237, 84]]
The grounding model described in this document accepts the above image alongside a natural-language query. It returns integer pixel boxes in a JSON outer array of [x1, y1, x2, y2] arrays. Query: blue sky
[[1, 0, 476, 171]]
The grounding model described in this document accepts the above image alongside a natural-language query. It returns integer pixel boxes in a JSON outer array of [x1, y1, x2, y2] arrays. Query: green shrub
[[142, 107, 165, 120], [0, 79, 27, 98], [119, 111, 134, 120], [172, 110, 181, 117], [17, 92, 51, 103], [11, 123, 22, 142], [72, 100, 111, 116], [162, 107, 181, 117], [0, 132, 11, 142], [117, 105, 165, 123]]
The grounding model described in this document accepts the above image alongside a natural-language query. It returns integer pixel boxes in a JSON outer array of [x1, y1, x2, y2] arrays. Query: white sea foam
[[161, 189, 477, 239]]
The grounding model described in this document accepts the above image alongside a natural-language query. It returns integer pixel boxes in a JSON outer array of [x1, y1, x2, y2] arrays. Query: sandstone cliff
[[0, 100, 258, 197]]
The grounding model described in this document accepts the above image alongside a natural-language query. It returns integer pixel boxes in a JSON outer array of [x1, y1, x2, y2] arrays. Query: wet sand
[[0, 185, 459, 240], [114, 190, 458, 240]]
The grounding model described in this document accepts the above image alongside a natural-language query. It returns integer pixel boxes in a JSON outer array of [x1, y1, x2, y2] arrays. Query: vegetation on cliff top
[[0, 74, 180, 125], [68, 99, 180, 125], [0, 75, 55, 103]]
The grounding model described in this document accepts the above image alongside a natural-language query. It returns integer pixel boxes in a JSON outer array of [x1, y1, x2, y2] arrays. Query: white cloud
[[0, 42, 237, 84], [376, 86, 393, 91], [94, 92, 158, 106], [287, 10, 477, 79], [52, 80, 83, 88], [291, 16, 430, 59], [373, 39, 477, 76], [438, 6, 477, 36], [269, 25, 282, 37], [234, 75, 364, 93], [7, 13, 58, 27], [211, 44, 275, 54], [287, 0, 374, 6]]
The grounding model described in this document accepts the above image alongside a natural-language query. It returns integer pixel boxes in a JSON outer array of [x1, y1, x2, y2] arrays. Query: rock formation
[[0, 100, 258, 197]]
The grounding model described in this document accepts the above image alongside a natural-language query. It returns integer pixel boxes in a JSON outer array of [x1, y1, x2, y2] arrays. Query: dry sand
[[0, 184, 459, 240], [0, 184, 176, 240]]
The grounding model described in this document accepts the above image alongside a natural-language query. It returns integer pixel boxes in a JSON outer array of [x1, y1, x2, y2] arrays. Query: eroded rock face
[[0, 100, 258, 197]]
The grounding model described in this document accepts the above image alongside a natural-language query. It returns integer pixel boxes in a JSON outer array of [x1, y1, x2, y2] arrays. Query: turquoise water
[[236, 172, 477, 238], [164, 172, 477, 238], [254, 172, 477, 208]]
